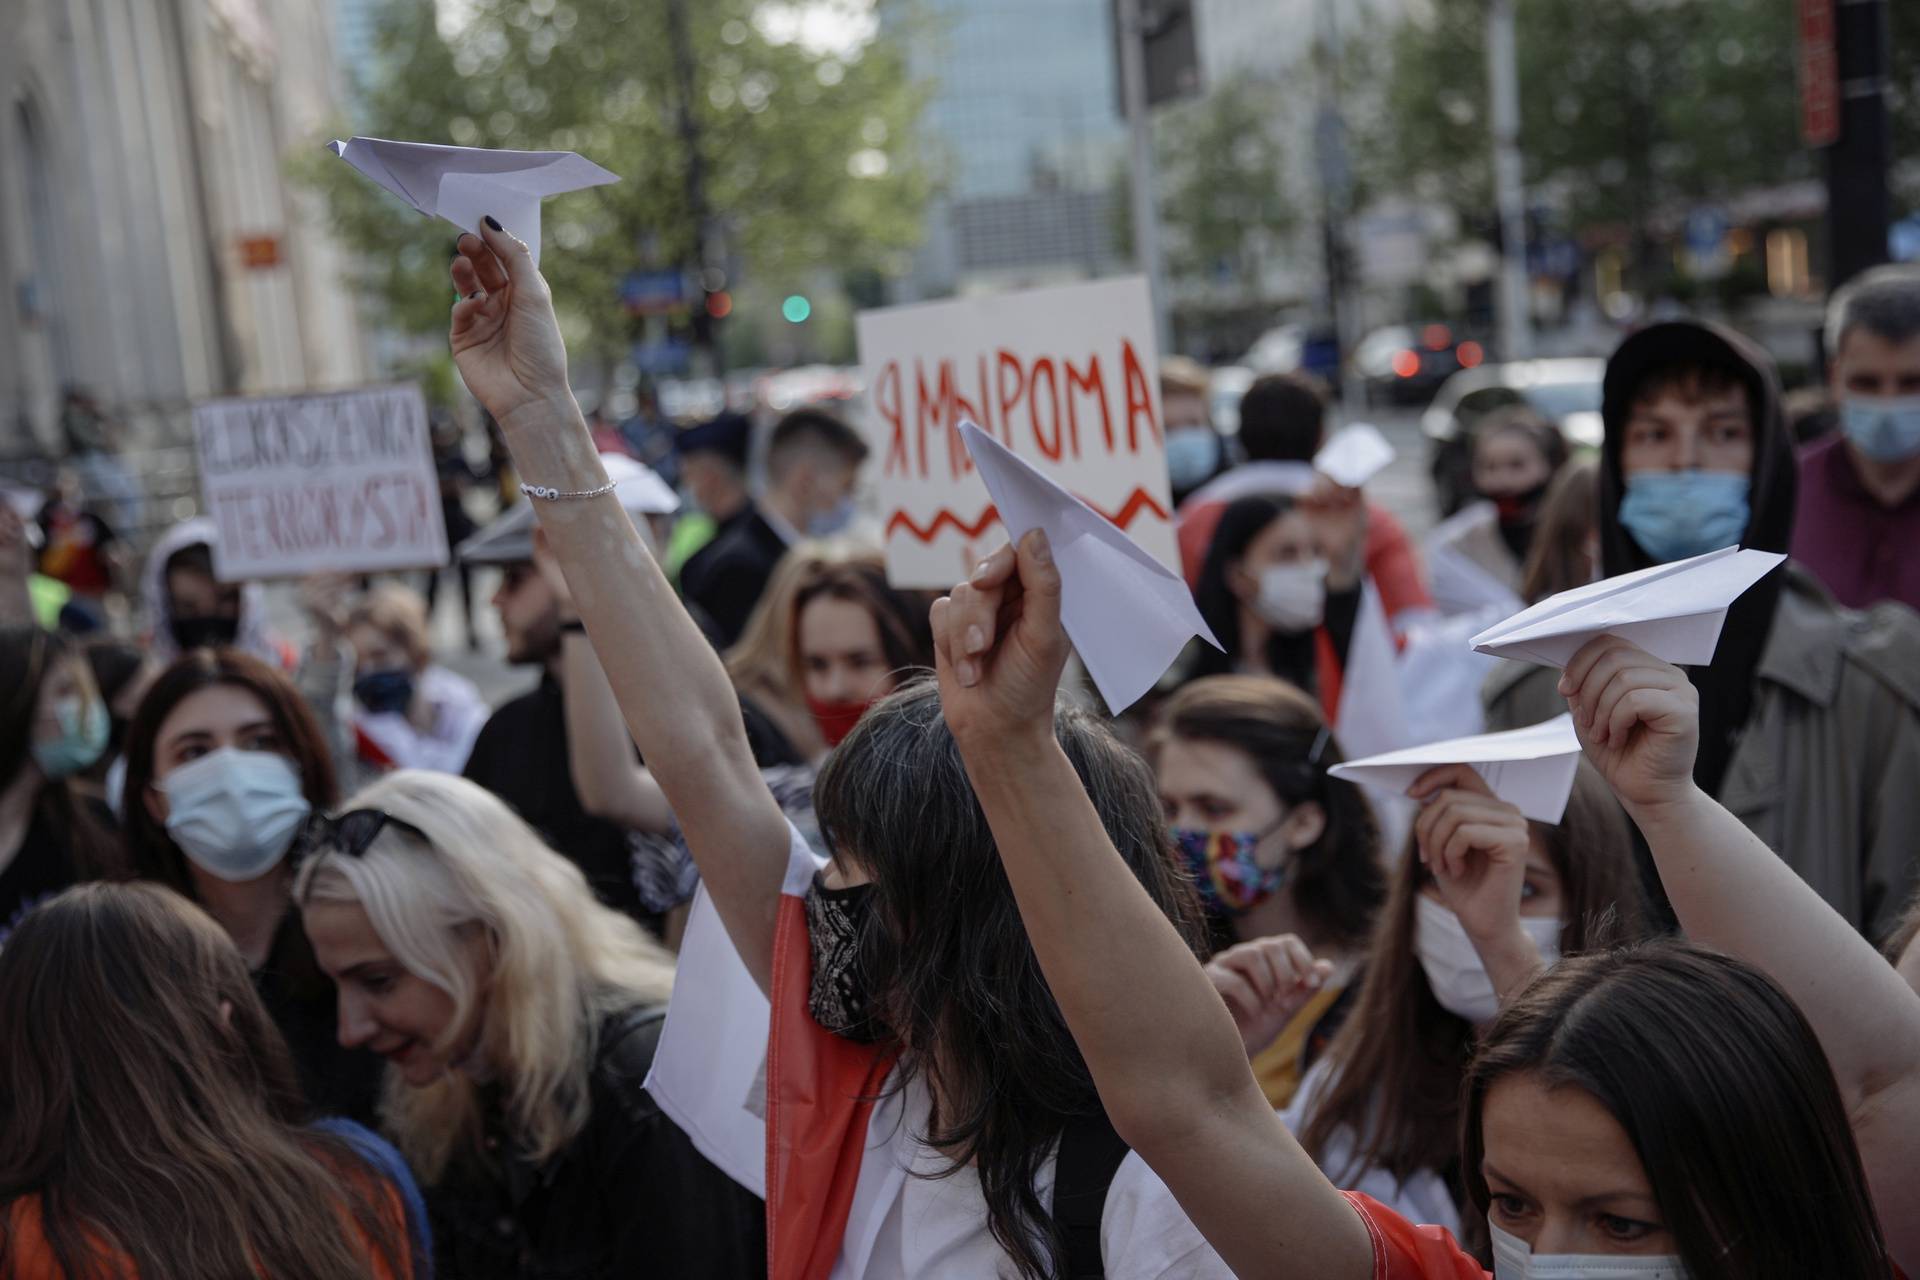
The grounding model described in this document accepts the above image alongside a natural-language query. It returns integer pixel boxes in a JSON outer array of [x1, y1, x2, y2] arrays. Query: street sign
[[620, 269, 686, 316], [1797, 0, 1840, 148], [1112, 0, 1201, 115], [237, 234, 283, 269], [631, 338, 690, 374]]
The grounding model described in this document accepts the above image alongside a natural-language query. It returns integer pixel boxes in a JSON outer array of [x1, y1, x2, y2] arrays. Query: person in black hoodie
[[1486, 320, 1920, 938]]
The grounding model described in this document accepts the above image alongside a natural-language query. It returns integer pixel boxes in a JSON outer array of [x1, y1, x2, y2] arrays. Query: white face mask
[[160, 748, 311, 883], [1413, 895, 1561, 1024], [1491, 1221, 1689, 1279], [1252, 559, 1328, 631]]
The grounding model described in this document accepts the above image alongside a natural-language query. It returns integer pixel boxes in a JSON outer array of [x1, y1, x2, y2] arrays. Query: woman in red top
[[930, 533, 1902, 1280], [0, 881, 416, 1280]]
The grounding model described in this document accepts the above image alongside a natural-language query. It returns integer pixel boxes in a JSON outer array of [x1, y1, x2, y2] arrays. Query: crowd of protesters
[[0, 214, 1915, 1280]]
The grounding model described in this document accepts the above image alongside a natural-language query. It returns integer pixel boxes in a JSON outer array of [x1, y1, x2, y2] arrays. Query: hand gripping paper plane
[[1330, 715, 1583, 824], [959, 421, 1219, 713], [1470, 546, 1787, 669], [328, 137, 619, 266]]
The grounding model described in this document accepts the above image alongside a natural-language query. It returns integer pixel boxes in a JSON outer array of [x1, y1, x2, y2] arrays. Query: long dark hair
[[1464, 941, 1894, 1278], [1300, 763, 1646, 1241], [1192, 494, 1312, 682], [1148, 675, 1382, 954], [0, 882, 405, 1280], [0, 628, 118, 879], [117, 647, 339, 893], [813, 679, 1207, 1280]]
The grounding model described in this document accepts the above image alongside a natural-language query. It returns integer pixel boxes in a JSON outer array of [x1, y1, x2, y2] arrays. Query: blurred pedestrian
[[619, 384, 679, 487], [1284, 764, 1644, 1244], [35, 468, 123, 631], [459, 453, 682, 927], [426, 414, 482, 652], [295, 770, 766, 1280], [1149, 677, 1383, 1107], [0, 627, 119, 945], [74, 637, 158, 815], [668, 410, 753, 612], [1489, 319, 1920, 938], [680, 407, 869, 647], [1162, 357, 1228, 504], [0, 882, 423, 1280], [1177, 373, 1433, 630], [1424, 408, 1568, 602], [345, 583, 488, 776], [117, 648, 382, 1123], [1793, 265, 1920, 611]]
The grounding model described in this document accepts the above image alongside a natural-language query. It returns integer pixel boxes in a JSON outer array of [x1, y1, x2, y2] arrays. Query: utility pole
[[1824, 0, 1890, 289], [1315, 0, 1362, 412], [1117, 0, 1172, 354], [665, 0, 724, 376], [1487, 0, 1532, 361]]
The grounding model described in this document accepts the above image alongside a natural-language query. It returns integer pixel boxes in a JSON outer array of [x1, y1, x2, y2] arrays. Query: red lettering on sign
[[1064, 356, 1111, 454], [1029, 357, 1063, 461], [1121, 339, 1159, 452], [875, 361, 908, 477], [996, 350, 1026, 447]]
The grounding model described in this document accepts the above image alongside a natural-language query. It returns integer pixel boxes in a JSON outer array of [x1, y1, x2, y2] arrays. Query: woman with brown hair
[[0, 627, 119, 944], [1148, 675, 1384, 1107], [1286, 762, 1646, 1243], [0, 881, 422, 1280], [117, 647, 382, 1122]]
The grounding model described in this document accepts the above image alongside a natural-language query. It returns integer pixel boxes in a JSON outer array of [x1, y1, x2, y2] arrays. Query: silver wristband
[[520, 479, 617, 501]]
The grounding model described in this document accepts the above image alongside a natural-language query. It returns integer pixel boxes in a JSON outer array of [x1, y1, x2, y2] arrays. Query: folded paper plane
[[1470, 546, 1787, 669], [328, 137, 619, 266], [1330, 714, 1582, 824], [1314, 423, 1396, 489], [960, 421, 1219, 713]]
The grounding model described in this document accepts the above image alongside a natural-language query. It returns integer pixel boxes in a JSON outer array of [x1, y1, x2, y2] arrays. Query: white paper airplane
[[1470, 546, 1787, 669], [960, 421, 1220, 713], [458, 453, 678, 564], [1330, 714, 1583, 824], [327, 136, 619, 266], [1314, 423, 1396, 489]]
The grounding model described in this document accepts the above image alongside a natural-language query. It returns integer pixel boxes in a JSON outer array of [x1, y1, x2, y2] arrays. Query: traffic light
[[781, 294, 812, 323]]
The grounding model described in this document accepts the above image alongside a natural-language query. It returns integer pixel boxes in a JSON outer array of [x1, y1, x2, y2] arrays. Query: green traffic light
[[782, 294, 812, 323]]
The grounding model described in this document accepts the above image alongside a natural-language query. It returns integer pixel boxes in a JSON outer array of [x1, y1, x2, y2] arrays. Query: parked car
[[1357, 323, 1490, 407], [1240, 324, 1342, 390], [1420, 358, 1606, 516]]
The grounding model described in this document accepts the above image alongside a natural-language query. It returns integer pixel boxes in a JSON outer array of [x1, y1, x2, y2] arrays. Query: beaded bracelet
[[519, 479, 618, 501]]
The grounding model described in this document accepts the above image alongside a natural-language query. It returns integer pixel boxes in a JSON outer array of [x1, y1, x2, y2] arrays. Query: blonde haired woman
[[294, 769, 765, 1279]]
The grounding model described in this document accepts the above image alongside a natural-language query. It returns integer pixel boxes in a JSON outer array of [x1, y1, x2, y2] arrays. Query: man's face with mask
[[166, 567, 243, 650], [490, 561, 561, 665], [1831, 326, 1920, 466]]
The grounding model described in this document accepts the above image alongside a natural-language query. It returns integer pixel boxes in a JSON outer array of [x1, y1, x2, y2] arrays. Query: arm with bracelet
[[447, 218, 791, 991]]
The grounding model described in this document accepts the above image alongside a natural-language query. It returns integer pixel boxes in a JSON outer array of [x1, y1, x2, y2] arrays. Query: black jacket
[[679, 506, 790, 647], [427, 1005, 766, 1279]]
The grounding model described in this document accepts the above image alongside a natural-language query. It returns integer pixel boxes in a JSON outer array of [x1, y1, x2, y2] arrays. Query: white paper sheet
[[960, 420, 1219, 713], [1469, 546, 1787, 669], [1329, 714, 1582, 823], [1313, 423, 1396, 489], [328, 136, 619, 266]]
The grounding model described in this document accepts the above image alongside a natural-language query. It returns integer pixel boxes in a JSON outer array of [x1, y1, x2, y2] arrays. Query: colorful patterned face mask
[[1171, 823, 1287, 914]]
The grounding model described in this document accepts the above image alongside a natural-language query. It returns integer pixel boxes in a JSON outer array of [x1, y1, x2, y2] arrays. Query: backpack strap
[[1053, 1111, 1131, 1279]]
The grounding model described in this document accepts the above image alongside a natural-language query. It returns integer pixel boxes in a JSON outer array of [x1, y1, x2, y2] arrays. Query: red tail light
[[1392, 350, 1421, 378], [1457, 340, 1485, 369]]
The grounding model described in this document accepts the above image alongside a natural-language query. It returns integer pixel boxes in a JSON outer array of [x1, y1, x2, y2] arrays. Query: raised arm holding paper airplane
[[1560, 633, 1920, 1272]]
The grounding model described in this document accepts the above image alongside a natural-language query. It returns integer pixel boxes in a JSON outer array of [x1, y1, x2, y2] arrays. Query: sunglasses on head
[[292, 808, 428, 868]]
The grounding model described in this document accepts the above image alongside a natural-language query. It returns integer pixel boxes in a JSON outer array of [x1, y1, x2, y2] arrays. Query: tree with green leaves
[[298, 0, 930, 370], [1152, 72, 1297, 293], [1358, 0, 1825, 292]]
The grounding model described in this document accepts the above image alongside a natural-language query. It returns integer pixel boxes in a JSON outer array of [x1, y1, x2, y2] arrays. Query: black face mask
[[804, 874, 886, 1043], [170, 614, 240, 651]]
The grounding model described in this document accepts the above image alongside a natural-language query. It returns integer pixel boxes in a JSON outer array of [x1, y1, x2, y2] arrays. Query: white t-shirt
[[649, 820, 1234, 1278], [1281, 1056, 1463, 1237]]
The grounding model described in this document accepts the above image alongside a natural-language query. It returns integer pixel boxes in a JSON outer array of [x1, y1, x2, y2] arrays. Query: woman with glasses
[[117, 646, 382, 1124], [293, 769, 766, 1280]]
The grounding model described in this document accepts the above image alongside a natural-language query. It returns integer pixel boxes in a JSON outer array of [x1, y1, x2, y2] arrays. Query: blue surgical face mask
[[1617, 470, 1750, 564], [1840, 394, 1920, 462], [33, 695, 109, 780], [1165, 428, 1222, 492], [353, 668, 415, 716], [160, 748, 311, 883], [807, 496, 856, 537]]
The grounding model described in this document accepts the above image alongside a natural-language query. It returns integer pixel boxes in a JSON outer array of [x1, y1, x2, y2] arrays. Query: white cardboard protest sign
[[855, 276, 1176, 590], [192, 385, 448, 581]]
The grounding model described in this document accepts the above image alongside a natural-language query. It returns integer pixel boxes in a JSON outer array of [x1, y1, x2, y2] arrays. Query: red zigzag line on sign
[[885, 487, 1170, 545]]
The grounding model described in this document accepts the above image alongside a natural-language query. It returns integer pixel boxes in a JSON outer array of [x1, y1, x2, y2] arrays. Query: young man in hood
[[1793, 264, 1920, 612], [1486, 318, 1920, 941]]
